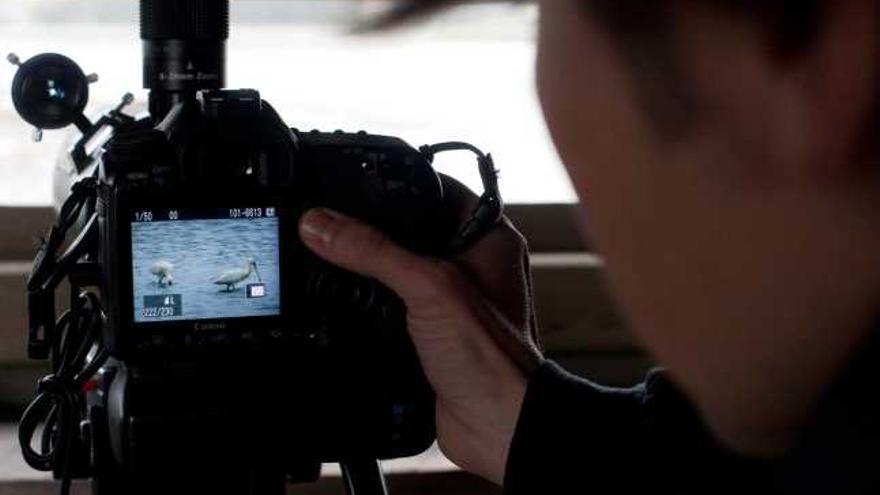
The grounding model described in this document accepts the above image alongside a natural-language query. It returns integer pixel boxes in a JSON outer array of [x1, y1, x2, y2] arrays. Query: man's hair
[[379, 1, 821, 54], [377, 1, 823, 136]]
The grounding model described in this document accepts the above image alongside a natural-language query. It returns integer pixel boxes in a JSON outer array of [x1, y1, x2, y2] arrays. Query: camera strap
[[419, 142, 504, 255]]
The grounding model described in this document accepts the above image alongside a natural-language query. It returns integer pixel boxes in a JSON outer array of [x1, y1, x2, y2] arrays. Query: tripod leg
[[341, 459, 389, 495]]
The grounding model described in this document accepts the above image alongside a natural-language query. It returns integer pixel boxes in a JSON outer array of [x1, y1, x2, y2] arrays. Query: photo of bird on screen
[[149, 260, 175, 288], [131, 212, 281, 322], [211, 256, 261, 292]]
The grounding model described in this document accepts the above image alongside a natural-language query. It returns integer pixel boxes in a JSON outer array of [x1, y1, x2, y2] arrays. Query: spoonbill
[[150, 260, 175, 288], [212, 257, 261, 292]]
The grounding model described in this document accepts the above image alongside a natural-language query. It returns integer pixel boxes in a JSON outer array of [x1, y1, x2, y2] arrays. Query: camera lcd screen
[[130, 207, 281, 323]]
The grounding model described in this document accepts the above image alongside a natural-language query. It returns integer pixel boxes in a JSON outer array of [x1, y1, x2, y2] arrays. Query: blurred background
[[0, 0, 575, 207], [0, 1, 643, 494]]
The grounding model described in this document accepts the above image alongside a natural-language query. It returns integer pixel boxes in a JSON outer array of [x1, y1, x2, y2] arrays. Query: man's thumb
[[298, 208, 440, 302]]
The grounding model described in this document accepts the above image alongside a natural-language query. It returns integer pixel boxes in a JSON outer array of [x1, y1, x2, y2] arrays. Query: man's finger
[[298, 208, 441, 303], [455, 220, 531, 329]]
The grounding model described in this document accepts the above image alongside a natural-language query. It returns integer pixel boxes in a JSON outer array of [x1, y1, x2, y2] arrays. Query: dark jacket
[[503, 336, 880, 494]]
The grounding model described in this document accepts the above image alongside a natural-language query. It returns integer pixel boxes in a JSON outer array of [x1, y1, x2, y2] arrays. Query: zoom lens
[[140, 0, 229, 93]]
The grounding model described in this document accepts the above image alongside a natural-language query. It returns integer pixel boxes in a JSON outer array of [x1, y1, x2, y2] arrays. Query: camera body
[[94, 88, 448, 473]]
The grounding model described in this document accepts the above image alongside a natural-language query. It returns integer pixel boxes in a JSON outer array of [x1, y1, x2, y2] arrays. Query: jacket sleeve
[[502, 361, 769, 494]]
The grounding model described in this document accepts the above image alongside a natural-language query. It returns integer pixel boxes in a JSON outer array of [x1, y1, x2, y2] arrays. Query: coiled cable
[[18, 291, 107, 495]]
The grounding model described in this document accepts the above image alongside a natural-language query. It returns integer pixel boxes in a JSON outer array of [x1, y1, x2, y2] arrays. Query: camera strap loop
[[419, 142, 504, 255]]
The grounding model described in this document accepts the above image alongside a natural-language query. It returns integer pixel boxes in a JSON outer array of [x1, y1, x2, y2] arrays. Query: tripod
[[342, 459, 389, 495]]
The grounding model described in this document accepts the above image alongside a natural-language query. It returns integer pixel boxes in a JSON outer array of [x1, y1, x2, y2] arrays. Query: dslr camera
[[10, 1, 503, 494]]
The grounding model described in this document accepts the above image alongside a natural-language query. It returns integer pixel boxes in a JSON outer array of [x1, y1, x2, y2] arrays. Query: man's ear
[[674, 0, 879, 186], [788, 0, 880, 181]]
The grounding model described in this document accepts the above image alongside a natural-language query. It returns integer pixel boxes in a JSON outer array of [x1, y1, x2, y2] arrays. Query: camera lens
[[141, 0, 229, 94], [11, 53, 89, 130], [140, 0, 229, 41]]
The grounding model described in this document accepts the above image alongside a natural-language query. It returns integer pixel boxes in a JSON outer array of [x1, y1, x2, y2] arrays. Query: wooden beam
[[0, 208, 54, 261], [0, 204, 643, 408], [506, 203, 589, 252], [530, 253, 635, 353], [0, 256, 633, 365], [0, 204, 590, 263], [0, 263, 31, 364]]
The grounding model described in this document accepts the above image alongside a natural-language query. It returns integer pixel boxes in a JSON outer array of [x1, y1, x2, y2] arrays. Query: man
[[300, 0, 880, 492]]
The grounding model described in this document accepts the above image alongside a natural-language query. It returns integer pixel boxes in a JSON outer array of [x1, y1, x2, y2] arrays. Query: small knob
[[32, 128, 43, 143], [86, 73, 99, 84], [116, 92, 135, 111], [6, 53, 21, 66]]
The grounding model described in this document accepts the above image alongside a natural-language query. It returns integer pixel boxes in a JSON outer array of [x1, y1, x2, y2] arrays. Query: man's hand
[[298, 177, 543, 485]]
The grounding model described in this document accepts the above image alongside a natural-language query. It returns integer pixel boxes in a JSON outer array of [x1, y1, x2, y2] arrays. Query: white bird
[[150, 260, 175, 288], [212, 257, 261, 292]]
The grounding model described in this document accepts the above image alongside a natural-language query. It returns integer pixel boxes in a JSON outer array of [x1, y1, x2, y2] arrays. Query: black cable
[[20, 157, 104, 495], [29, 178, 97, 293], [19, 290, 107, 495]]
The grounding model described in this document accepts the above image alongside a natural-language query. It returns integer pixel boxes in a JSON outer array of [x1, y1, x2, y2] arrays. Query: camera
[[10, 1, 503, 494]]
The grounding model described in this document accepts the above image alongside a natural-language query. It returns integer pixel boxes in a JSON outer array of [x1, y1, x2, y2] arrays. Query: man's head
[[388, 0, 880, 456]]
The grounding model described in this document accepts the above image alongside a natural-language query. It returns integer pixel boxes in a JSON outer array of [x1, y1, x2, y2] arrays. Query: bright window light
[[0, 0, 576, 206]]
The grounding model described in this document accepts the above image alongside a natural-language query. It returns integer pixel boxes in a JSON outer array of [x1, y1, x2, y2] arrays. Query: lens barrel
[[141, 0, 229, 93]]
